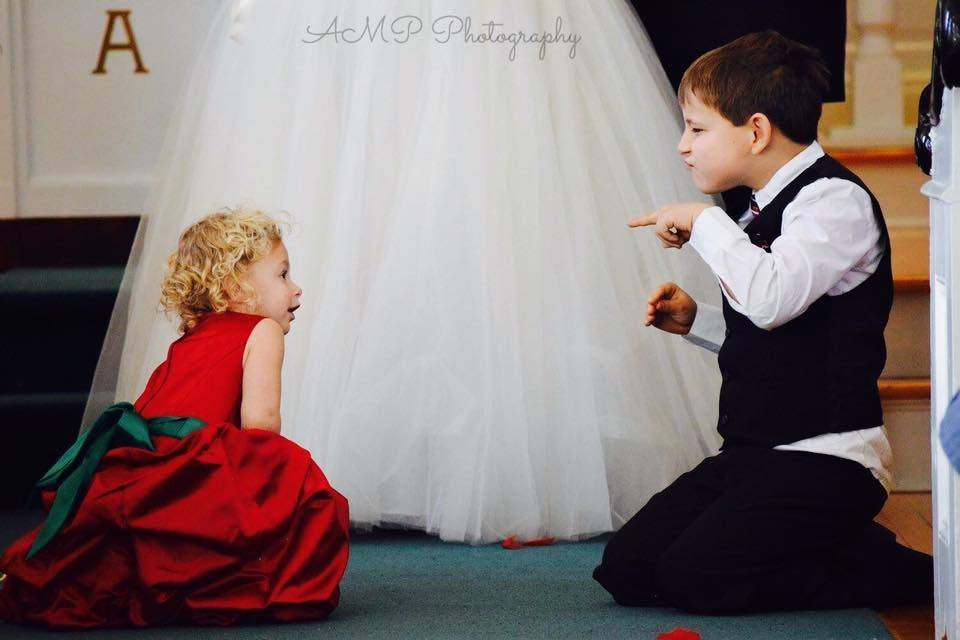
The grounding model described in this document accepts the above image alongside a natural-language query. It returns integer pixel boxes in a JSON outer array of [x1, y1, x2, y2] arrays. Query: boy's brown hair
[[678, 31, 830, 144]]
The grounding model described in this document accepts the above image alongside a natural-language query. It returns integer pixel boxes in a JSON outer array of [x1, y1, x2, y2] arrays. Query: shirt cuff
[[682, 301, 725, 354], [688, 206, 745, 262], [688, 205, 755, 312]]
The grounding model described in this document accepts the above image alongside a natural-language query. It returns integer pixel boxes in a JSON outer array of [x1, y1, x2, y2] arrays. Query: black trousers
[[593, 447, 933, 613]]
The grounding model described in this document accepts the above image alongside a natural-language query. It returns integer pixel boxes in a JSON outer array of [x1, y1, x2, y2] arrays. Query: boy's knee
[[598, 527, 634, 568], [594, 533, 662, 607], [656, 547, 749, 613], [592, 563, 659, 607]]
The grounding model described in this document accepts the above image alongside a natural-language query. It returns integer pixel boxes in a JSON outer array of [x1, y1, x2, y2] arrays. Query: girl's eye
[[281, 270, 288, 280], [691, 128, 703, 134]]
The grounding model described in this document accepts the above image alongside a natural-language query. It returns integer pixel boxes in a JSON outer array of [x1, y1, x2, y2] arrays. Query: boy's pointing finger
[[628, 212, 659, 228]]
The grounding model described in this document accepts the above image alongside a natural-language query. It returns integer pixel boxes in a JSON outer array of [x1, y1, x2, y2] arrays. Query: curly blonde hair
[[160, 208, 284, 333]]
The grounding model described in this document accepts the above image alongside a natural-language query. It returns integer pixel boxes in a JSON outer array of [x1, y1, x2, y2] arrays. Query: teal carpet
[[0, 512, 892, 639]]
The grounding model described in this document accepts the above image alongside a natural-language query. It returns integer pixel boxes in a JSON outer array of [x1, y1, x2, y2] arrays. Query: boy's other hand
[[629, 202, 711, 249], [645, 282, 697, 335]]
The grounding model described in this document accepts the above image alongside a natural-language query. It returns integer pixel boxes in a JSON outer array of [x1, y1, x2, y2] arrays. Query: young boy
[[592, 31, 933, 613]]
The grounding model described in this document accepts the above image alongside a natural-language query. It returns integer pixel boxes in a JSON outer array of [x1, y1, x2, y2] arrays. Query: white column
[[826, 0, 915, 147], [923, 86, 960, 639], [0, 0, 17, 218]]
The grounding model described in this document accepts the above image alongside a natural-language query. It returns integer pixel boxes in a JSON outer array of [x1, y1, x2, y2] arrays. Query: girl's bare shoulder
[[243, 317, 284, 365]]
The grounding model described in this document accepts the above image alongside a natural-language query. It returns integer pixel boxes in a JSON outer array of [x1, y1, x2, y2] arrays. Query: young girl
[[0, 209, 350, 628]]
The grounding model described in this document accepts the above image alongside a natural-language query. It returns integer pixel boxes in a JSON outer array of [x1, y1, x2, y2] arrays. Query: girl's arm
[[240, 318, 284, 432]]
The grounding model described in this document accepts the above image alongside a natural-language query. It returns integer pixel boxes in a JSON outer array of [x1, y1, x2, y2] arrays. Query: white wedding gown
[[96, 0, 723, 543]]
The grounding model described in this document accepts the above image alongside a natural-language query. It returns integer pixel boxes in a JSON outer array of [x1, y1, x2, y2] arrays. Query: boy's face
[[677, 90, 753, 194], [244, 240, 302, 334]]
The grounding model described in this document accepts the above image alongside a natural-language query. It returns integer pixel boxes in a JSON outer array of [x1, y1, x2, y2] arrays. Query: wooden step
[[880, 377, 930, 400], [874, 492, 935, 640], [890, 226, 929, 286], [887, 221, 929, 380], [886, 287, 929, 378], [880, 377, 931, 492], [830, 146, 930, 284], [830, 148, 918, 165]]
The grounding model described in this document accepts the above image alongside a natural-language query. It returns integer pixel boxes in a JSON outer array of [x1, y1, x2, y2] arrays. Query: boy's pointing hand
[[629, 202, 711, 249]]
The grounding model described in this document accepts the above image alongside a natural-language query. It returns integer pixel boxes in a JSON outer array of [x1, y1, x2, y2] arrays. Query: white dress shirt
[[684, 141, 893, 492]]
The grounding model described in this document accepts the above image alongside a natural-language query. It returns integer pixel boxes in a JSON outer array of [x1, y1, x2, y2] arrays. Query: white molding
[[893, 40, 937, 55], [925, 86, 960, 639], [16, 209, 137, 219], [885, 397, 932, 492], [846, 35, 932, 89], [886, 215, 929, 229], [19, 173, 150, 217], [845, 39, 936, 56], [10, 0, 26, 220], [0, 0, 16, 218]]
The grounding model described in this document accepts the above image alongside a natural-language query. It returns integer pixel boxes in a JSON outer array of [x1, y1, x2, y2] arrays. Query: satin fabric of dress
[[0, 312, 349, 628]]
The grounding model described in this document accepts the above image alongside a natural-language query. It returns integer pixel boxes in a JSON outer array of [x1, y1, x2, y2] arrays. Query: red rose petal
[[522, 536, 556, 547], [501, 536, 523, 550], [500, 536, 556, 549], [657, 628, 701, 640]]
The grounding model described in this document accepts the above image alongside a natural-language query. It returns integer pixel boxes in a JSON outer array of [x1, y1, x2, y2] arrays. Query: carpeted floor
[[0, 510, 892, 639]]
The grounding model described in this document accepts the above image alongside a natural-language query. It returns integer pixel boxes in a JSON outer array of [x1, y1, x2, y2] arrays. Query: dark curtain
[[630, 1, 847, 212], [631, 1, 847, 102]]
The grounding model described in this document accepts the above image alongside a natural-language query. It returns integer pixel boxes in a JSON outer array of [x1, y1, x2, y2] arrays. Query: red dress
[[0, 311, 350, 628]]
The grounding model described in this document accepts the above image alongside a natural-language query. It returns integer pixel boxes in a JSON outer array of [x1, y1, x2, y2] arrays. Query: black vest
[[716, 155, 893, 448]]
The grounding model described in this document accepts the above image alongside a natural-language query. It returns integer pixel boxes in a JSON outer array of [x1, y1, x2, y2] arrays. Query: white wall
[[0, 0, 17, 216], [1, 0, 217, 218]]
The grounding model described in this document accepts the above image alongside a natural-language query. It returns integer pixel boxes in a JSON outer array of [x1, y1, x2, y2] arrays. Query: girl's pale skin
[[227, 240, 303, 433]]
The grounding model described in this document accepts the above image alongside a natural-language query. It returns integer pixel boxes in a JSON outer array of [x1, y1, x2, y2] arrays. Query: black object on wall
[[916, 0, 960, 175]]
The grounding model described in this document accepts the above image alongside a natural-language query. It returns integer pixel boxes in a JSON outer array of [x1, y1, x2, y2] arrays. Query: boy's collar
[[751, 141, 825, 211]]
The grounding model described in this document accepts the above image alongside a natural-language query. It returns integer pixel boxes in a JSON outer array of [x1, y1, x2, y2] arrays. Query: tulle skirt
[[103, 0, 723, 543]]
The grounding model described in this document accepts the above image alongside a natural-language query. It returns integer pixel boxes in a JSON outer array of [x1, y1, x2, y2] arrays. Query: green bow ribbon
[[27, 402, 206, 559]]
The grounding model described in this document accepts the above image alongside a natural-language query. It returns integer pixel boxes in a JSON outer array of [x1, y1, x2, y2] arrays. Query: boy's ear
[[748, 113, 773, 155]]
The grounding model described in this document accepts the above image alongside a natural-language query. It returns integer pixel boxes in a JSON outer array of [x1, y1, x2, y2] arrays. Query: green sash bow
[[27, 402, 205, 559]]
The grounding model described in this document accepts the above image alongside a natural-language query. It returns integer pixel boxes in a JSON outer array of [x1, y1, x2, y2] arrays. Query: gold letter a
[[92, 10, 148, 75]]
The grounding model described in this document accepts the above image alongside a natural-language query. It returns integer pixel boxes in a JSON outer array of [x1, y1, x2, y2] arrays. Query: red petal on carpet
[[656, 628, 701, 640], [500, 536, 556, 550], [501, 536, 523, 550]]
